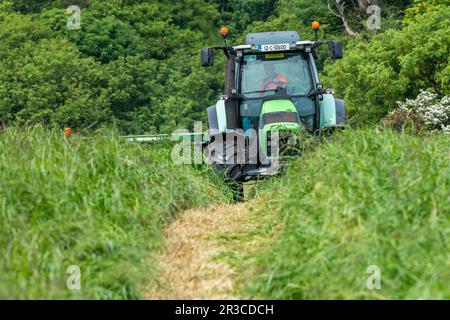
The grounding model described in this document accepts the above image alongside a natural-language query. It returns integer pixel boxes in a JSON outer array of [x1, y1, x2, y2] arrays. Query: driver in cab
[[259, 63, 287, 92]]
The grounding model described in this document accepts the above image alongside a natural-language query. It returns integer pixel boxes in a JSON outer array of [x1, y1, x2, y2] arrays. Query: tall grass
[[0, 126, 230, 299], [248, 129, 450, 299]]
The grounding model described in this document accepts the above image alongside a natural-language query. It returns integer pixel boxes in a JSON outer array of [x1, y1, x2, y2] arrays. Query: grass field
[[1, 127, 449, 299], [0, 126, 230, 299], [245, 129, 450, 299]]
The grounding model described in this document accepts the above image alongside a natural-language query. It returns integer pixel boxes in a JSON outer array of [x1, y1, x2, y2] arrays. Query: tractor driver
[[259, 63, 287, 92]]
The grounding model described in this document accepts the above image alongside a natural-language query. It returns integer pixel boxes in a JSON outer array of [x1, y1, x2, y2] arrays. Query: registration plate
[[258, 43, 290, 52]]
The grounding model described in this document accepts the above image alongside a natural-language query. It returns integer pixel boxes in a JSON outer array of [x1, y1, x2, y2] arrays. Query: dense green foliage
[[0, 0, 449, 300], [208, 0, 278, 35], [0, 127, 230, 299], [0, 0, 223, 133], [248, 130, 450, 299], [324, 2, 450, 124], [2, 0, 448, 132]]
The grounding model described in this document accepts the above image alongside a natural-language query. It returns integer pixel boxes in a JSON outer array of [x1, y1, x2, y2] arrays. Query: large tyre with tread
[[206, 132, 245, 202]]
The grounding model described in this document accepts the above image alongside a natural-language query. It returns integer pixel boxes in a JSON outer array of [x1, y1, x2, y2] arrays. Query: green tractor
[[201, 23, 346, 197]]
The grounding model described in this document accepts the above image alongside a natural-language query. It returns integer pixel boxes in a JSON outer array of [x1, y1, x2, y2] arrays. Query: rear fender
[[319, 94, 336, 128], [335, 98, 346, 125], [207, 105, 218, 130], [320, 94, 346, 129], [319, 94, 346, 128], [207, 100, 227, 132]]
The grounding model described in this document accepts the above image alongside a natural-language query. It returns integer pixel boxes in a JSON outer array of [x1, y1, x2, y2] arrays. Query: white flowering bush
[[397, 91, 450, 132]]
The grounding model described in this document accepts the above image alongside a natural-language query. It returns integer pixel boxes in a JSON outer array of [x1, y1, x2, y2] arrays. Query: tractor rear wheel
[[206, 133, 245, 202]]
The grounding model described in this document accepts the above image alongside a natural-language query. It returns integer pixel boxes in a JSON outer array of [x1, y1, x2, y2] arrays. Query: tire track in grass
[[145, 203, 249, 300]]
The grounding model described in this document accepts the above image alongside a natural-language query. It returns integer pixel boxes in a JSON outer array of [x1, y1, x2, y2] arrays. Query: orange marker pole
[[64, 127, 72, 138], [220, 26, 229, 45], [312, 21, 320, 42]]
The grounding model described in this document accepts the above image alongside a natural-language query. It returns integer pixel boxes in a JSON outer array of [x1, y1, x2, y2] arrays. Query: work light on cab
[[312, 21, 320, 41], [312, 21, 320, 30], [220, 26, 229, 44]]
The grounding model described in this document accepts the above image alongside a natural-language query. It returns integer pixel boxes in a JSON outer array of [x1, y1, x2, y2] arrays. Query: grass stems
[[0, 126, 230, 299], [247, 129, 450, 299]]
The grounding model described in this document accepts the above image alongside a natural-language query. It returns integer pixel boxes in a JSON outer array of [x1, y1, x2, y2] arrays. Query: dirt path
[[145, 203, 250, 300]]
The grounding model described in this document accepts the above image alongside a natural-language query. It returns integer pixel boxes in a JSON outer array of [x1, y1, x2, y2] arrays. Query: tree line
[[0, 0, 448, 133]]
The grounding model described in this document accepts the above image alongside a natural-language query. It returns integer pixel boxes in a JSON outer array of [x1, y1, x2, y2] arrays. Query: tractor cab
[[201, 23, 345, 184], [239, 32, 316, 133]]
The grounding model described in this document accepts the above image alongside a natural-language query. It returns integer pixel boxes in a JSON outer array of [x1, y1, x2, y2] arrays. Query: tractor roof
[[245, 31, 300, 46]]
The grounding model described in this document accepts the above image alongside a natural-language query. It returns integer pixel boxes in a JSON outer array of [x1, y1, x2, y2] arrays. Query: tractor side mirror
[[328, 41, 343, 59], [201, 48, 214, 67]]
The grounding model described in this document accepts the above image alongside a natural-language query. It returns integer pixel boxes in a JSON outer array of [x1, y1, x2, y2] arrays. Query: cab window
[[240, 52, 313, 98]]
